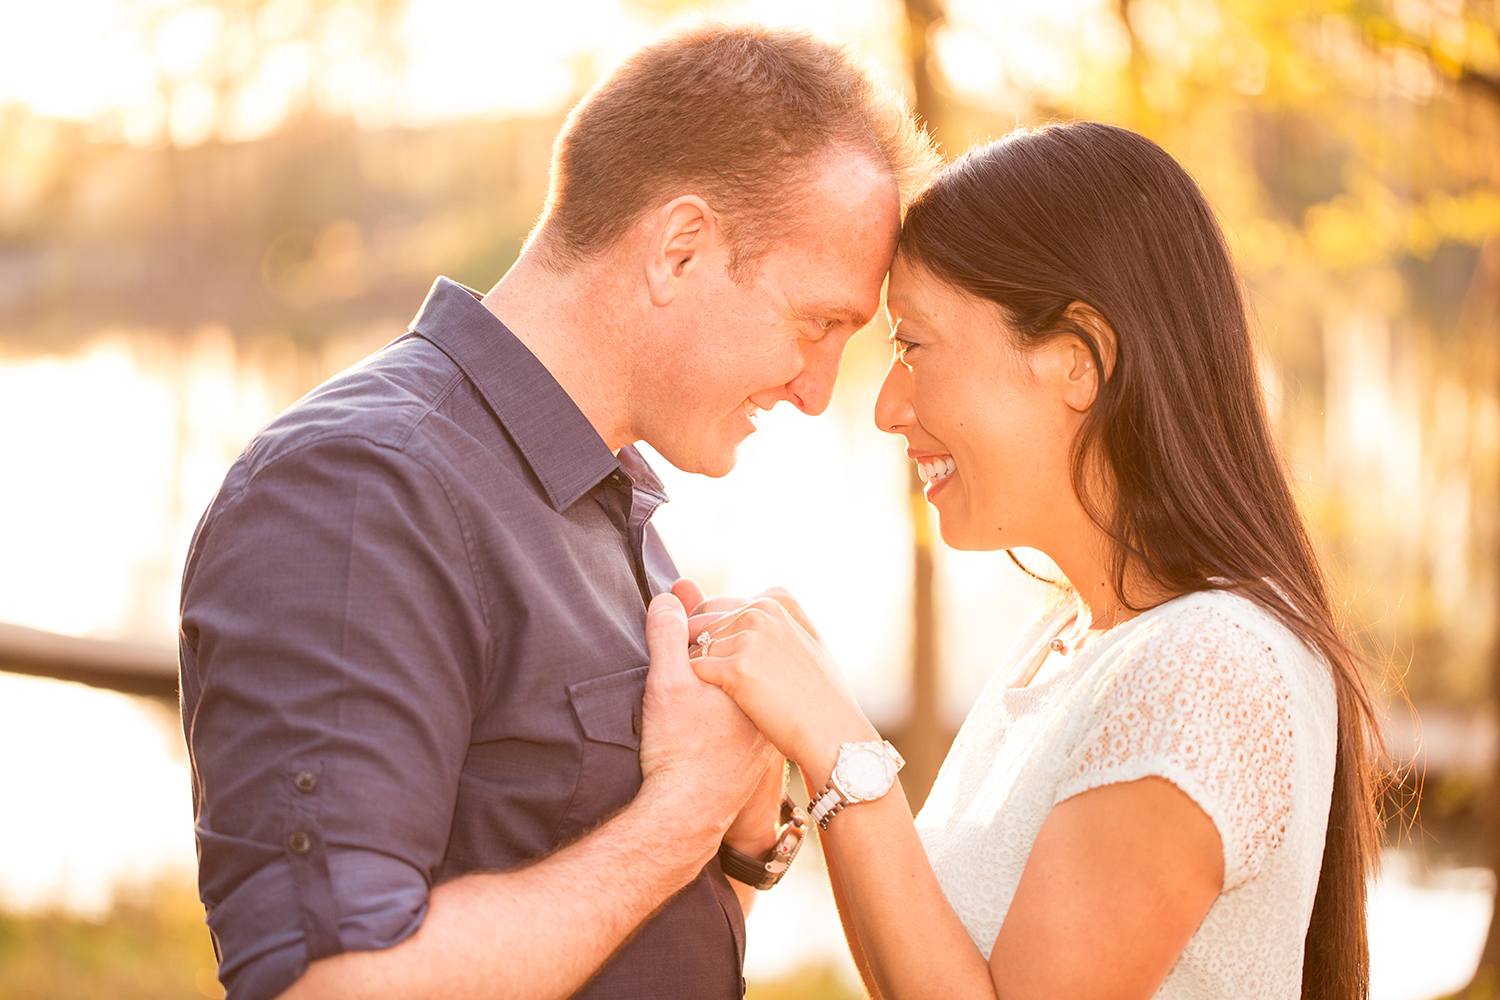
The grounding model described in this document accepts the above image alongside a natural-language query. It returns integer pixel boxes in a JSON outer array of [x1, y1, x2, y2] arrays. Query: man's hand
[[638, 591, 771, 843], [724, 748, 786, 855]]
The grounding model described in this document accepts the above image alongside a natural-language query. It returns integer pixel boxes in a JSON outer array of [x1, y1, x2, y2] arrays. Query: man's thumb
[[645, 592, 689, 672]]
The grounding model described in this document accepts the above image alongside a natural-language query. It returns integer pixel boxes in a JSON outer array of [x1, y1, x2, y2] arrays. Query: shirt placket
[[594, 470, 664, 606]]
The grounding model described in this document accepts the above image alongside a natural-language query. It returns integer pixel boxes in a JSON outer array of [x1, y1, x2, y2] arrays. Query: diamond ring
[[695, 630, 714, 656]]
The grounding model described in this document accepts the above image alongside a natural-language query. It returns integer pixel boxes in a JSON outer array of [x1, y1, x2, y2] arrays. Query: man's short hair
[[532, 19, 938, 276]]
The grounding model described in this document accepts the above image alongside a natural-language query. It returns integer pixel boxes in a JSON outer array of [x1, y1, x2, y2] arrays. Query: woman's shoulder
[[1089, 587, 1336, 728], [1117, 588, 1323, 672], [1065, 587, 1334, 891]]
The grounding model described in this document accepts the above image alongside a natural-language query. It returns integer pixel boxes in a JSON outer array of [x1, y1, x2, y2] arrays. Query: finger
[[687, 602, 775, 640], [672, 577, 707, 614], [688, 649, 726, 685], [758, 586, 823, 643], [690, 595, 753, 616], [687, 609, 749, 638], [687, 632, 749, 685], [646, 592, 689, 678]]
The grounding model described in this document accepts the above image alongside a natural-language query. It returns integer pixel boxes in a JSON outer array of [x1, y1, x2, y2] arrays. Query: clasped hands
[[638, 577, 876, 857]]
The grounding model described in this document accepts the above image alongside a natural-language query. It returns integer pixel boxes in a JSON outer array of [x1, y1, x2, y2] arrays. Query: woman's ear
[[1064, 302, 1117, 378], [1058, 302, 1117, 413], [644, 196, 716, 308]]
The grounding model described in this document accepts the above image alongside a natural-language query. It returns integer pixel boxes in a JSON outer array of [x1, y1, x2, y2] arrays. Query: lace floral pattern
[[915, 591, 1337, 999], [1055, 607, 1294, 890]]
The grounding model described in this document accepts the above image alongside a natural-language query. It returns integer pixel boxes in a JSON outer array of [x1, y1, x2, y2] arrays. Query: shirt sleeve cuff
[[208, 848, 430, 1000]]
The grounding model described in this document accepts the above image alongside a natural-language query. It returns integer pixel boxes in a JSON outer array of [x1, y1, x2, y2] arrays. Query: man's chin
[[689, 450, 739, 479], [664, 442, 740, 478]]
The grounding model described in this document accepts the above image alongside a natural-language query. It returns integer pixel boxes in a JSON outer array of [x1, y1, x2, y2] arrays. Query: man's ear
[[644, 196, 716, 307], [1057, 302, 1118, 414]]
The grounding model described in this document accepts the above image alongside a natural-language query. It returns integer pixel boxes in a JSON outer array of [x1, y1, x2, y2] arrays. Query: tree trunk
[[892, 0, 951, 813], [1455, 238, 1500, 998]]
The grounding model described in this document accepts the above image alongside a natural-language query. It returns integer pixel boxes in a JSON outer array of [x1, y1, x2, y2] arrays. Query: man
[[179, 19, 935, 1000]]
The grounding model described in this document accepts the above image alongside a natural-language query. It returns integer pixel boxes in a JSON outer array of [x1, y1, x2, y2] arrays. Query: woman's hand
[[685, 593, 877, 781]]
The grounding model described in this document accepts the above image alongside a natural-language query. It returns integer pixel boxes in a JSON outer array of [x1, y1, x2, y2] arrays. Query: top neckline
[[1004, 591, 1195, 693]]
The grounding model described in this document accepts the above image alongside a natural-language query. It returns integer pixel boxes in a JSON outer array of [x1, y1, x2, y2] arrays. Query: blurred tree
[[0, 108, 557, 349], [891, 0, 951, 814], [128, 0, 407, 143]]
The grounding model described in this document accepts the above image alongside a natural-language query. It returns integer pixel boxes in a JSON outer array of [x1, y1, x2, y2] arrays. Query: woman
[[681, 122, 1382, 999]]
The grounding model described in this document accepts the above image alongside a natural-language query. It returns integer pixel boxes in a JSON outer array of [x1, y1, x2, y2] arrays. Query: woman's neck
[[1045, 521, 1168, 636]]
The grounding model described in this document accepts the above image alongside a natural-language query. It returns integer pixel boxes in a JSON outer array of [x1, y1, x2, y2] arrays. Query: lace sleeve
[[1054, 606, 1295, 891]]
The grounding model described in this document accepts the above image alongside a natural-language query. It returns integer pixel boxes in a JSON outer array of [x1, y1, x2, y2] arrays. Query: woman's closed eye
[[890, 335, 918, 366]]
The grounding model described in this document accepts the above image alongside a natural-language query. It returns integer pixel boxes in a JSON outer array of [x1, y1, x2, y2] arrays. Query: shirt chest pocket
[[555, 665, 648, 842]]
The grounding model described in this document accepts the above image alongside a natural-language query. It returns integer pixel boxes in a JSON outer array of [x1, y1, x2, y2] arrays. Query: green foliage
[[0, 876, 862, 1000], [0, 876, 222, 1000]]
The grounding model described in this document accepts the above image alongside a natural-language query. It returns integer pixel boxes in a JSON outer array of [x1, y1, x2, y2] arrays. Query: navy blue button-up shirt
[[179, 278, 746, 1000]]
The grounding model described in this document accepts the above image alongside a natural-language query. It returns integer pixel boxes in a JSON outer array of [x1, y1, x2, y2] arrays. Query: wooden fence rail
[[0, 621, 176, 701]]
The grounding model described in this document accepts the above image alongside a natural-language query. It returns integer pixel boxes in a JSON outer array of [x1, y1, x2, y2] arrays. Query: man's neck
[[479, 250, 639, 453]]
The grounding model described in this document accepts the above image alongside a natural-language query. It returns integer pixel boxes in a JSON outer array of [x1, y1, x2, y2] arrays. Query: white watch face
[[838, 746, 893, 801]]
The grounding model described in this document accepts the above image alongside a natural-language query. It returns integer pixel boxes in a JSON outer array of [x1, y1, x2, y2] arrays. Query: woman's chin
[[934, 509, 1022, 553], [933, 516, 985, 552]]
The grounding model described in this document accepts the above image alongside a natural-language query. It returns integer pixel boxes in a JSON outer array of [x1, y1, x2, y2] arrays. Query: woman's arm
[[811, 753, 1223, 1000], [986, 777, 1221, 997], [691, 598, 1223, 1000], [819, 786, 883, 1000]]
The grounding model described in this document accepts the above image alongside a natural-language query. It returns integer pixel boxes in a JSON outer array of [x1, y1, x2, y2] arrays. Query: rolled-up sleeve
[[179, 434, 489, 1000]]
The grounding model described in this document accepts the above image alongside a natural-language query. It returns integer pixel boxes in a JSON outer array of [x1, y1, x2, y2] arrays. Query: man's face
[[636, 153, 902, 477]]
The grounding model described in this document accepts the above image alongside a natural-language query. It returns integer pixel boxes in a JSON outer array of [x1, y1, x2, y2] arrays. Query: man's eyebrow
[[824, 302, 874, 325]]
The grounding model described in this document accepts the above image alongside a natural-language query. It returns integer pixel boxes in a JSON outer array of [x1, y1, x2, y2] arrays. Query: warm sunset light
[[3, 1, 1499, 998]]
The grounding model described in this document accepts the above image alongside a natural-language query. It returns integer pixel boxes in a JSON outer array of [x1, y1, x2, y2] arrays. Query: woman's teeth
[[916, 457, 956, 484]]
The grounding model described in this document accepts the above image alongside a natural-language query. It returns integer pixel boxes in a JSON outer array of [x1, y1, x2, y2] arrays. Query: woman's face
[[877, 255, 1092, 552]]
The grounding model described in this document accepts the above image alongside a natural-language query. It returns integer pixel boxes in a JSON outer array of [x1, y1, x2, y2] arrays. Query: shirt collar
[[409, 276, 648, 512]]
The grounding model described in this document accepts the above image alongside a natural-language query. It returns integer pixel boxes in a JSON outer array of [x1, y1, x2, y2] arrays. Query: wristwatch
[[718, 794, 809, 890], [809, 740, 905, 829]]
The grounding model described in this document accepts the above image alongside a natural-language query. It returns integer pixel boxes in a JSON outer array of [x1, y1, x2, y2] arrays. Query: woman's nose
[[873, 356, 913, 435]]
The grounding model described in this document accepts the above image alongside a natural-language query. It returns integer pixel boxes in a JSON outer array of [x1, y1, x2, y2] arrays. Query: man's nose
[[873, 356, 912, 435], [786, 336, 848, 416]]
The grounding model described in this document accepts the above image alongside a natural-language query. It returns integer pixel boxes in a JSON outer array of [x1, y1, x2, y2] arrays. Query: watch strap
[[718, 794, 808, 890], [809, 784, 847, 829]]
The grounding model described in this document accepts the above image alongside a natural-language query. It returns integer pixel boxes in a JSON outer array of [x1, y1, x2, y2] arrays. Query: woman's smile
[[913, 454, 957, 498]]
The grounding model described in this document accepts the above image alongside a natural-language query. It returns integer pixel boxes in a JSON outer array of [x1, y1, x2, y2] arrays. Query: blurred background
[[0, 0, 1497, 996]]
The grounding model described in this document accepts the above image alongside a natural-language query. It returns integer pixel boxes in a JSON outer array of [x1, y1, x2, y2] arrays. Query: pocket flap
[[566, 666, 648, 749]]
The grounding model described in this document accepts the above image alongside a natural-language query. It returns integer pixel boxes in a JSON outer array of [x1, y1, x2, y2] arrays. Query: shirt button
[[287, 832, 312, 855], [294, 770, 318, 794]]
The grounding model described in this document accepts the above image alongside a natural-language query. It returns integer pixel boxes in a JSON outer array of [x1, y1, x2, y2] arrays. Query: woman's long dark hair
[[899, 121, 1381, 999]]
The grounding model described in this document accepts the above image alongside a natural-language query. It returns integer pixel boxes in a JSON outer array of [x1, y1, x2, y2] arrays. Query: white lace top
[[915, 589, 1337, 998]]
